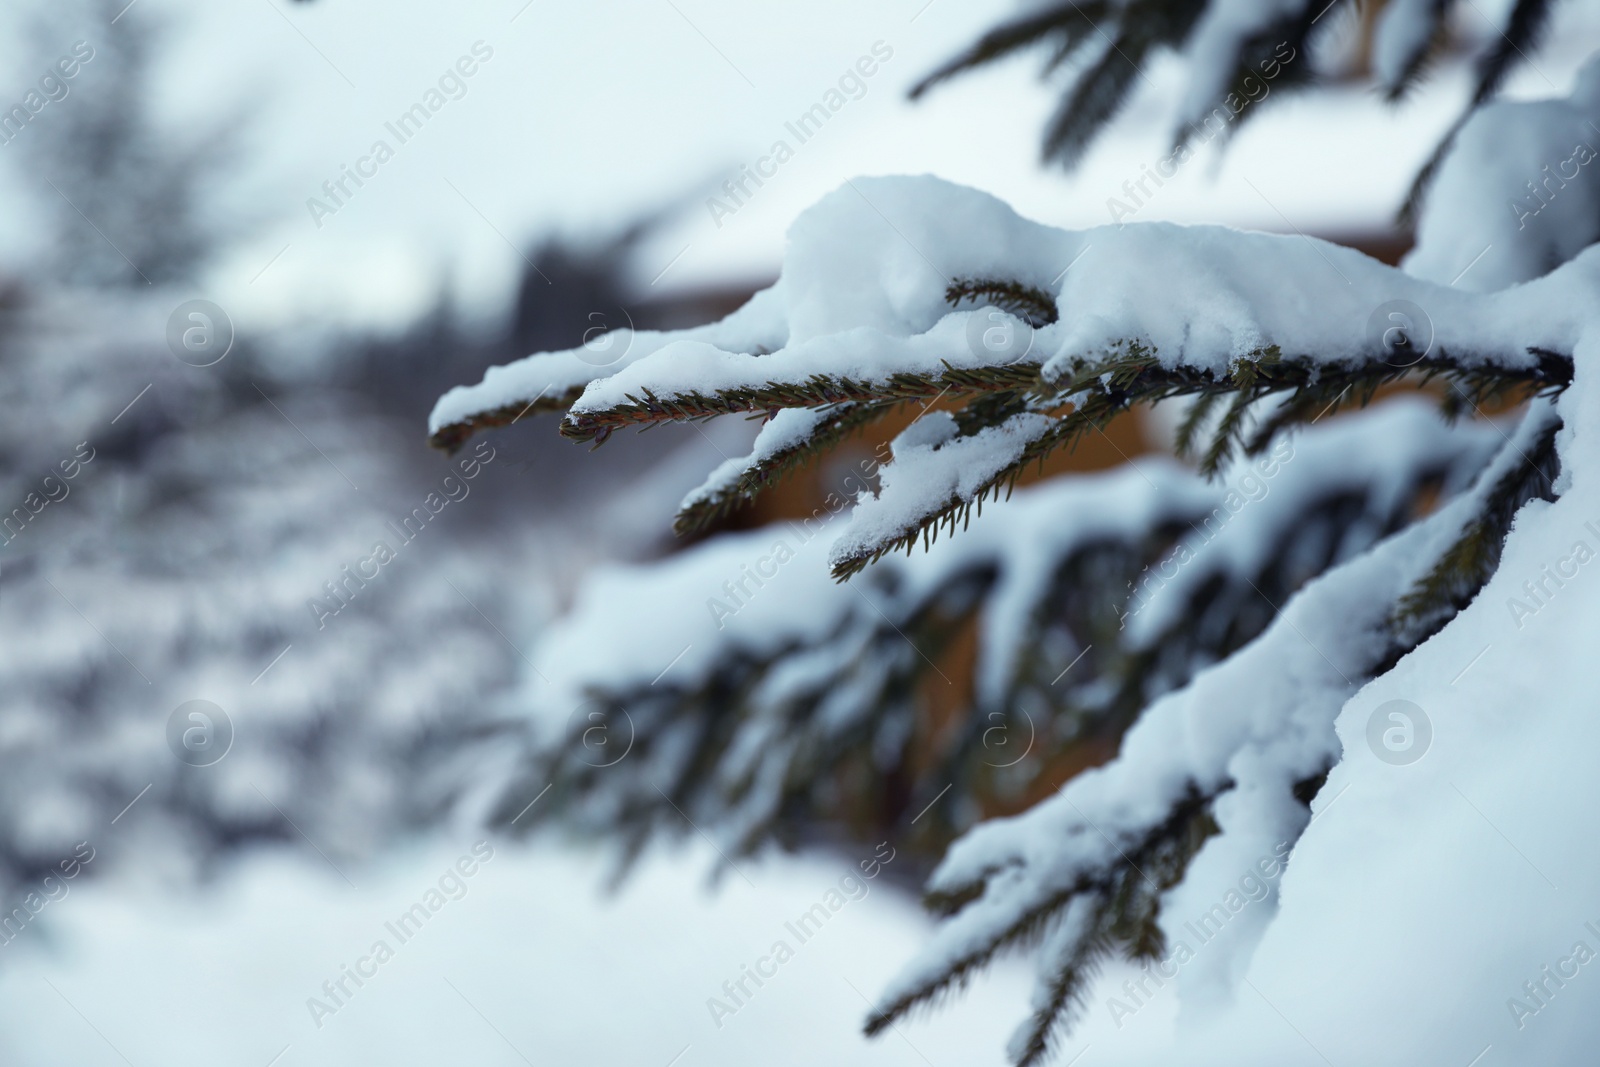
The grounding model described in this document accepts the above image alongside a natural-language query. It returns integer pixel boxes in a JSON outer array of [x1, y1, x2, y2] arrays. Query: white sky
[[5, 0, 1600, 331]]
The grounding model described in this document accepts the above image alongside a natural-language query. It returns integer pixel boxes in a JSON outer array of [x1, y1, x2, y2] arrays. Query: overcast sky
[[4, 0, 1596, 331]]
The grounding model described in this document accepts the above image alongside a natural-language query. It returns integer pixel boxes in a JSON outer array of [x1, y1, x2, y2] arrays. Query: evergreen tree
[[432, 3, 1598, 1063]]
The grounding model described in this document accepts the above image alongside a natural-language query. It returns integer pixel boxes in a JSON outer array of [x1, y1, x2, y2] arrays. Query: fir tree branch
[[908, 2, 1109, 102], [559, 363, 1048, 444], [1173, 390, 1223, 459], [831, 345, 1567, 579], [1471, 0, 1554, 107], [674, 401, 901, 537], [1040, 0, 1207, 168], [1011, 907, 1114, 1067], [1391, 404, 1562, 636], [427, 384, 586, 453], [944, 278, 1061, 327], [866, 790, 1217, 1040]]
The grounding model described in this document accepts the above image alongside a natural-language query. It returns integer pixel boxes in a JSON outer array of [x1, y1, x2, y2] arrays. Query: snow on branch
[[908, 0, 1559, 173], [430, 177, 1575, 576], [488, 401, 1502, 889], [427, 285, 791, 452], [863, 471, 1495, 1060]]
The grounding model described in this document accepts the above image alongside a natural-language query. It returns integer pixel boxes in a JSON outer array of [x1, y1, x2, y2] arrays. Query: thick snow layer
[[436, 174, 1586, 448], [826, 412, 1056, 572], [1406, 56, 1600, 291], [428, 286, 790, 437]]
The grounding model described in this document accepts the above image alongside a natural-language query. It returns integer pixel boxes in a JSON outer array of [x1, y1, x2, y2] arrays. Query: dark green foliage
[[1379, 0, 1454, 102], [494, 398, 1491, 914], [1472, 0, 1557, 106], [868, 790, 1218, 1061], [491, 565, 993, 877], [945, 277, 1060, 327], [1042, 0, 1209, 167], [471, 265, 1554, 1061], [913, 0, 1559, 235], [428, 386, 586, 453], [500, 272, 1569, 584], [826, 336, 1566, 578], [1002, 797, 1217, 1066], [1393, 406, 1563, 637], [557, 363, 1047, 445], [908, 3, 1111, 103], [1400, 0, 1557, 226]]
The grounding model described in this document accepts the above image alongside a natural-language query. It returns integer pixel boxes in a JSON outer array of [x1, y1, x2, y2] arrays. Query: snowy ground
[[0, 838, 1035, 1067]]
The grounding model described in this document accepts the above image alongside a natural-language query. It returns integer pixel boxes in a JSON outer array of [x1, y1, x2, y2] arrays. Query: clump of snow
[[444, 175, 1588, 451], [1407, 56, 1600, 291], [428, 285, 790, 437], [679, 407, 833, 514], [826, 412, 1055, 573]]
